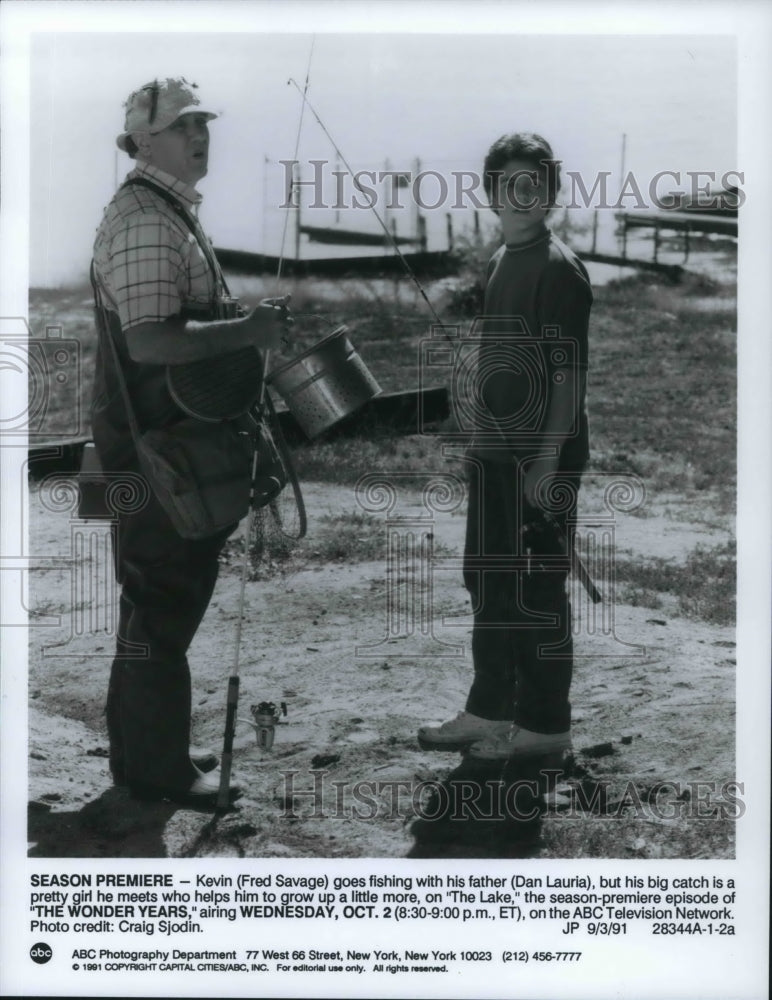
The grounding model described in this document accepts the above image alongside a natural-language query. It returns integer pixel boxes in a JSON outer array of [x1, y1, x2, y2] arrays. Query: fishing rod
[[286, 76, 602, 606], [216, 42, 315, 812], [287, 77, 445, 330]]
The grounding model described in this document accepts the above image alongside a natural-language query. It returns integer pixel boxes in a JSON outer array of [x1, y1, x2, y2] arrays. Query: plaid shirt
[[92, 161, 222, 330], [90, 162, 227, 465]]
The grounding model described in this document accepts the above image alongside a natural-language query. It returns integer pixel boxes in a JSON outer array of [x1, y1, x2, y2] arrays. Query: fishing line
[[287, 77, 446, 331], [254, 37, 316, 540], [284, 77, 603, 605], [217, 40, 315, 810], [276, 39, 315, 295]]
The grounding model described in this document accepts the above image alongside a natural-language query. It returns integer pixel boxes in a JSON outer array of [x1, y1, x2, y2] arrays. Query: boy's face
[[492, 158, 549, 242]]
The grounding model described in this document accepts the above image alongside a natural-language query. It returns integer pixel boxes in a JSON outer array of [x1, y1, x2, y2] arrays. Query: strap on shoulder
[[121, 176, 230, 295]]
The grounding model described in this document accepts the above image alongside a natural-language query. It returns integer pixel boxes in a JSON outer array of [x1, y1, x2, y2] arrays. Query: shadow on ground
[[406, 754, 561, 859], [28, 741, 710, 859], [28, 789, 179, 858]]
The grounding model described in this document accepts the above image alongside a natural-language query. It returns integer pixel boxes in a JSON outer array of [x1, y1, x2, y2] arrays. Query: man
[[418, 132, 592, 762], [91, 77, 287, 805]]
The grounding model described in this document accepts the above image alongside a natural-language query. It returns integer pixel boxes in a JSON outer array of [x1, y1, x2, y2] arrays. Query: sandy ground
[[25, 475, 735, 859]]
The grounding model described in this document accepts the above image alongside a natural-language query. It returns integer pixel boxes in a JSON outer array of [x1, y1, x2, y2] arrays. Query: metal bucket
[[267, 325, 382, 438]]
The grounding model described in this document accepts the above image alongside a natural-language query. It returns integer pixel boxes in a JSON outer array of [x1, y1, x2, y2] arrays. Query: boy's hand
[[523, 452, 560, 509]]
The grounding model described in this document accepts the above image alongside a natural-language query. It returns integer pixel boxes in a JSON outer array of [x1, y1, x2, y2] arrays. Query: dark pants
[[106, 482, 233, 792], [462, 456, 577, 733]]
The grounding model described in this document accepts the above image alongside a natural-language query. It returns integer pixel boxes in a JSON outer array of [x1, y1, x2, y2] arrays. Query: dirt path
[[26, 478, 735, 859]]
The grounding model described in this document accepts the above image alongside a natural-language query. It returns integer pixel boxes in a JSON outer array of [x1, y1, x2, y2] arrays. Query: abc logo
[[30, 942, 53, 964]]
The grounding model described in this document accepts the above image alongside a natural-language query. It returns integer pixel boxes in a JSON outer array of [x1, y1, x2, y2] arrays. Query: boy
[[418, 133, 592, 760]]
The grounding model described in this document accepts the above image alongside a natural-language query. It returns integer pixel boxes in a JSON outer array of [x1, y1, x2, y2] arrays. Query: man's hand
[[127, 296, 292, 365], [244, 295, 292, 350], [522, 451, 560, 509]]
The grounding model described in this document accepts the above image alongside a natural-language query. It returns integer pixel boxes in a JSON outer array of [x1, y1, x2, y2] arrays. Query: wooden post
[[383, 157, 391, 250], [617, 133, 627, 255], [591, 209, 599, 254], [652, 220, 660, 264], [418, 215, 427, 252], [683, 223, 691, 263], [474, 209, 480, 243], [262, 155, 268, 252], [294, 161, 302, 262], [413, 156, 422, 248], [446, 213, 454, 251], [335, 155, 341, 225]]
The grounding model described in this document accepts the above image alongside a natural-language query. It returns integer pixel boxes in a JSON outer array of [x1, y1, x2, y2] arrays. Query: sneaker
[[417, 712, 511, 751], [467, 726, 571, 761], [128, 766, 242, 808], [111, 746, 219, 787]]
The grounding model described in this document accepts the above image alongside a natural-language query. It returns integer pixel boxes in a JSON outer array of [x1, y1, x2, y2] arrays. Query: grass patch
[[288, 432, 464, 485], [540, 813, 734, 859], [305, 511, 389, 563], [220, 508, 454, 579], [615, 540, 735, 625], [587, 270, 735, 499], [29, 258, 736, 512]]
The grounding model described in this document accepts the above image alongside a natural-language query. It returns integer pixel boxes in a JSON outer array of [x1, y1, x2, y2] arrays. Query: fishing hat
[[116, 77, 217, 151]]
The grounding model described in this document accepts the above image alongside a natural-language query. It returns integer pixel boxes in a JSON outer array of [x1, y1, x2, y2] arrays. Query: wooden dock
[[299, 224, 422, 248], [577, 249, 683, 280], [214, 246, 458, 279], [619, 210, 737, 238], [616, 209, 736, 268]]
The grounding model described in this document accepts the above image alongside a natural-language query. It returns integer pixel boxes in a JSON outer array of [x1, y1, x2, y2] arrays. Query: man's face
[[143, 113, 210, 185]]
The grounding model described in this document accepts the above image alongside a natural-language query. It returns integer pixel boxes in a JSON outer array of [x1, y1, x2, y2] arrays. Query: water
[[28, 33, 737, 287]]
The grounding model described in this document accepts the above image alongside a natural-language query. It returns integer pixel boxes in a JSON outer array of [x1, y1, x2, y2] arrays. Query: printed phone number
[[503, 952, 582, 963]]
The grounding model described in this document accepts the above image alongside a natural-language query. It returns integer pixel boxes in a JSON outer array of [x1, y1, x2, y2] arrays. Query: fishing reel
[[240, 701, 288, 750]]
